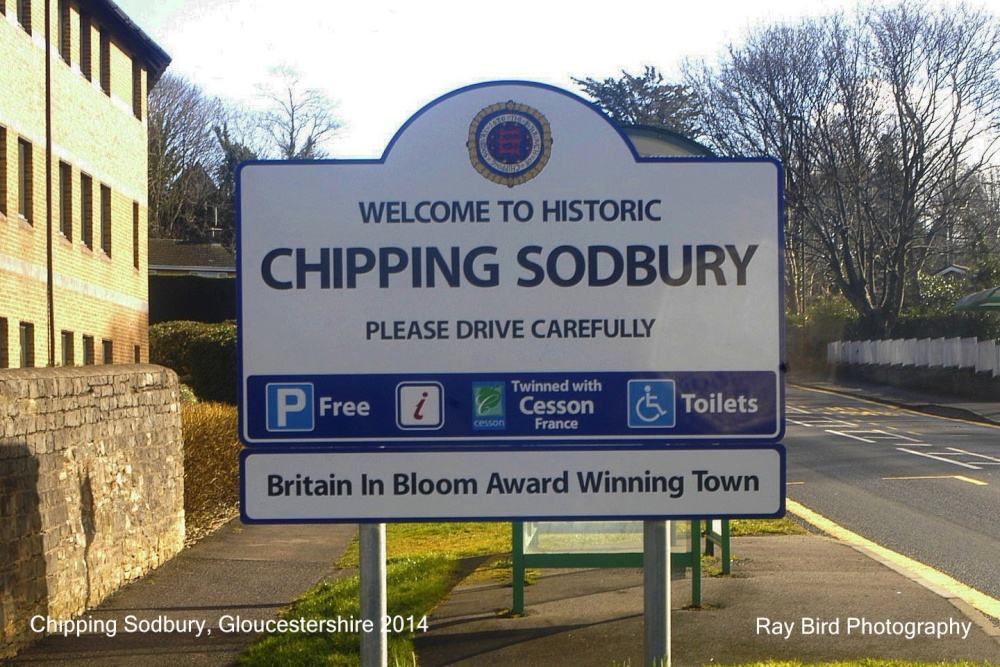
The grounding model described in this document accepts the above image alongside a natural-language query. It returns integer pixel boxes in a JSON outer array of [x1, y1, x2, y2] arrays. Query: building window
[[133, 345, 141, 363], [82, 335, 95, 365], [17, 0, 31, 34], [99, 28, 110, 95], [0, 318, 8, 369], [132, 201, 140, 268], [80, 12, 91, 81], [100, 183, 111, 256], [58, 0, 70, 63], [132, 61, 143, 119], [61, 330, 74, 366], [18, 138, 32, 223], [19, 321, 34, 368], [0, 126, 6, 216], [81, 173, 93, 248], [59, 161, 72, 239], [102, 339, 113, 364]]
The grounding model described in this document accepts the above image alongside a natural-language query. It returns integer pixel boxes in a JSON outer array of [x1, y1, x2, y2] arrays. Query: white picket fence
[[827, 337, 1000, 376]]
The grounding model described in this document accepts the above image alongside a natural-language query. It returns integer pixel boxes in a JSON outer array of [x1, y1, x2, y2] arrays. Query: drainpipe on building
[[45, 0, 56, 366]]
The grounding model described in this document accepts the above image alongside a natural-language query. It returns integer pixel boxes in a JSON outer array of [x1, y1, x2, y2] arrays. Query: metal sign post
[[360, 523, 387, 667], [644, 520, 671, 666]]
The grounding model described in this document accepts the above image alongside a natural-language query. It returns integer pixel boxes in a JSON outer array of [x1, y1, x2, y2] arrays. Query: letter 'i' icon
[[396, 383, 444, 429], [413, 392, 428, 421]]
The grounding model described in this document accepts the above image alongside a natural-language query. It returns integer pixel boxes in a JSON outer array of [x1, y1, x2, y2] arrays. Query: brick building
[[0, 0, 169, 367]]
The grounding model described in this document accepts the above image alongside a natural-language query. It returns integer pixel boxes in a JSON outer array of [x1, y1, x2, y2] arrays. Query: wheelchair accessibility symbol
[[628, 379, 676, 428]]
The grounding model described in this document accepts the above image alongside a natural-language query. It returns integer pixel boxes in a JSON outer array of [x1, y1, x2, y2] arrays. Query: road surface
[[785, 384, 1000, 602]]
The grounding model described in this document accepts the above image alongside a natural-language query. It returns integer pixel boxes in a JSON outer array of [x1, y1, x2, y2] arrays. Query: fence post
[[929, 338, 944, 367], [959, 338, 977, 369], [976, 340, 995, 374]]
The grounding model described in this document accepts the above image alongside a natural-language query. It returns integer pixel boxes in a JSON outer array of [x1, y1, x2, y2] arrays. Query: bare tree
[[148, 72, 226, 240], [688, 2, 1000, 336], [687, 21, 829, 319], [257, 66, 341, 159]]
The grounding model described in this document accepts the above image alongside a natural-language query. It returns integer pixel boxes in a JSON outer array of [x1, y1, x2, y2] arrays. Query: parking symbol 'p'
[[266, 383, 314, 432]]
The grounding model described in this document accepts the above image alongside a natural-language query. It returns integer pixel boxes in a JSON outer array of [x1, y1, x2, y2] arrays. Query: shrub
[[788, 286, 1000, 374], [886, 274, 1000, 339], [186, 323, 238, 404], [178, 383, 199, 403], [182, 402, 241, 540], [150, 320, 238, 404], [787, 295, 858, 374], [149, 320, 213, 382]]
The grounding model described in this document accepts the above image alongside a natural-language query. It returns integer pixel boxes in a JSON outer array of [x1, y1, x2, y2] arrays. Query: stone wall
[[0, 365, 183, 658]]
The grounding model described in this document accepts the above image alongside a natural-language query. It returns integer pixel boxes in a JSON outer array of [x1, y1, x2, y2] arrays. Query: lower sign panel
[[241, 446, 785, 522]]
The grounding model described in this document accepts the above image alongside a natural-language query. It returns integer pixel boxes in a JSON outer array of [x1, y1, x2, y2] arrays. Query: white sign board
[[237, 81, 783, 448], [241, 447, 785, 522]]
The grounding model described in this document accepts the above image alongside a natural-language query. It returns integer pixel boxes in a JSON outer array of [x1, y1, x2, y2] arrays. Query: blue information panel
[[243, 371, 780, 444]]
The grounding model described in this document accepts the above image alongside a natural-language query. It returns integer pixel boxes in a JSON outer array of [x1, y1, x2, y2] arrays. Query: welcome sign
[[237, 81, 784, 447]]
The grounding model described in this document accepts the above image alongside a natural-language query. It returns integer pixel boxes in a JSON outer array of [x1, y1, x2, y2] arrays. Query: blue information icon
[[396, 382, 444, 430], [628, 379, 676, 428]]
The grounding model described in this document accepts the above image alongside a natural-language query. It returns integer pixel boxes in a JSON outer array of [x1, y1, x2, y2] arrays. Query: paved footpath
[[5, 521, 357, 667], [415, 535, 1000, 667]]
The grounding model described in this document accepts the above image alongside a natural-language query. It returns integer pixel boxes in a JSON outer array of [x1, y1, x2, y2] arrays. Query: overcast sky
[[114, 0, 987, 158]]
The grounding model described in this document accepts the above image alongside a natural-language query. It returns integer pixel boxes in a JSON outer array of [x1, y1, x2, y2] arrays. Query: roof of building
[[933, 264, 971, 277], [95, 0, 172, 85], [622, 125, 715, 157], [149, 239, 235, 276]]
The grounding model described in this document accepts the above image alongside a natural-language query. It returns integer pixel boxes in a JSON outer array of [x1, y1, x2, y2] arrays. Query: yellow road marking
[[786, 481, 806, 485], [786, 499, 1000, 620], [883, 475, 988, 486], [815, 406, 900, 416], [792, 384, 1000, 430]]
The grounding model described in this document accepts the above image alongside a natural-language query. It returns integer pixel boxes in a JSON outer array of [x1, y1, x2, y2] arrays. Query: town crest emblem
[[468, 101, 552, 187]]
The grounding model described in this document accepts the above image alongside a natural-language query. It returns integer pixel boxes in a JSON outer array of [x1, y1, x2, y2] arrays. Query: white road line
[[947, 447, 1000, 465], [880, 431, 924, 442], [849, 429, 924, 441], [896, 447, 983, 470], [788, 418, 858, 428], [826, 429, 876, 443]]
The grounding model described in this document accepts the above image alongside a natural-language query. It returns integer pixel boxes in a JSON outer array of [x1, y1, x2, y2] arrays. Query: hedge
[[150, 320, 238, 404]]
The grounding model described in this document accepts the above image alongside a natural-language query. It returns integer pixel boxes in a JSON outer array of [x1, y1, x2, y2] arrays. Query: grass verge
[[730, 517, 807, 536], [238, 554, 453, 667], [237, 522, 509, 666]]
